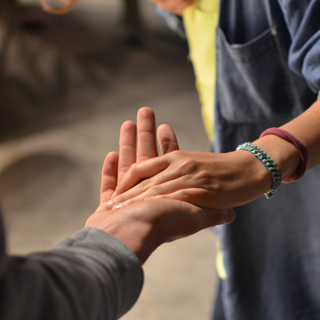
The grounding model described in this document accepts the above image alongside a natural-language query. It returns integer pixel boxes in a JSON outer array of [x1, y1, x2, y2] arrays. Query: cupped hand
[[109, 150, 273, 210], [86, 199, 235, 263], [150, 0, 196, 16]]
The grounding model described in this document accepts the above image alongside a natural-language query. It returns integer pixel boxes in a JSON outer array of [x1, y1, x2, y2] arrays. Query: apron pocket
[[216, 27, 298, 123]]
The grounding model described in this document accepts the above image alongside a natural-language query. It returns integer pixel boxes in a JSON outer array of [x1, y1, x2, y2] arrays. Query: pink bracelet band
[[260, 128, 308, 183]]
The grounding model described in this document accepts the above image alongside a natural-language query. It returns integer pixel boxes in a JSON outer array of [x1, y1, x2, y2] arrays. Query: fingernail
[[105, 200, 113, 210], [114, 203, 124, 210]]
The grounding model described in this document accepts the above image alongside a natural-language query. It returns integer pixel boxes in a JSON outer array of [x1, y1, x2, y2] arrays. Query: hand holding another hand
[[85, 107, 235, 263], [108, 149, 272, 211]]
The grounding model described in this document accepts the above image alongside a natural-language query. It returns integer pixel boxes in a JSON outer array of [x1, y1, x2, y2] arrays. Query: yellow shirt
[[183, 0, 219, 142], [183, 0, 227, 280]]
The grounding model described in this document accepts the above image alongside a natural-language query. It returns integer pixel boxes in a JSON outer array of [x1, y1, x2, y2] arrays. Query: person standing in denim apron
[[107, 1, 320, 319]]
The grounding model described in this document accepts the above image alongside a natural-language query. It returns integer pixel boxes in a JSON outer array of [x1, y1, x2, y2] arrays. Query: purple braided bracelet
[[260, 128, 308, 183]]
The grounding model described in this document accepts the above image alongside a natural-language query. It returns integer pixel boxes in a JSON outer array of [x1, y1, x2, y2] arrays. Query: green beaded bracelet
[[236, 142, 282, 199]]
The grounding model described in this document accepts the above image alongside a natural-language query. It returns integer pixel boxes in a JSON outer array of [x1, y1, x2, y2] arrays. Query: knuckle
[[130, 162, 137, 171], [209, 184, 222, 201], [118, 165, 131, 175], [195, 170, 210, 181], [172, 149, 183, 156], [115, 194, 125, 204], [192, 171, 210, 186], [179, 190, 191, 200], [139, 179, 151, 192], [167, 149, 183, 160], [178, 159, 197, 174], [149, 185, 163, 196]]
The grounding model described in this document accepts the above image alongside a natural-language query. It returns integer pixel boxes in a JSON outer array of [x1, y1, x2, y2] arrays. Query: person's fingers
[[147, 201, 235, 249], [118, 120, 137, 184], [115, 185, 219, 211], [112, 155, 170, 198], [110, 150, 190, 207], [111, 167, 211, 210], [198, 207, 236, 228], [124, 199, 235, 246], [88, 198, 235, 263], [144, 189, 227, 210], [97, 151, 119, 212], [137, 107, 158, 162], [109, 154, 183, 210], [118, 107, 159, 184], [157, 124, 179, 155], [167, 201, 236, 238]]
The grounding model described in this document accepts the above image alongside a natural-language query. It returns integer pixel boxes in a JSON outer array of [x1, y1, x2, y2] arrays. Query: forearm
[[280, 98, 320, 170], [253, 99, 320, 183], [0, 228, 143, 320]]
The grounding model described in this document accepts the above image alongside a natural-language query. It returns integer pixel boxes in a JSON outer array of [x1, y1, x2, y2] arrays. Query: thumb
[[199, 208, 236, 229]]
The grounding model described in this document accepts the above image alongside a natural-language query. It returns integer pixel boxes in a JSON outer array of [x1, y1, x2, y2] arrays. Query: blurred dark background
[[0, 1, 218, 319], [0, 0, 190, 141]]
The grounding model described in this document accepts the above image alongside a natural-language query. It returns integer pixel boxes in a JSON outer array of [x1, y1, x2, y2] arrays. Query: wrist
[[105, 223, 156, 264], [253, 134, 300, 181], [229, 150, 273, 201], [85, 210, 156, 264]]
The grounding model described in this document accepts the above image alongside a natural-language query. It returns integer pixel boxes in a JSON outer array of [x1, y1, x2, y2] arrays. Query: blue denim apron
[[214, 0, 320, 319]]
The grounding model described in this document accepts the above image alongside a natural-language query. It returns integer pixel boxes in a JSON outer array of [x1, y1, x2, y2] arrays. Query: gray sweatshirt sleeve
[[0, 212, 144, 320]]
